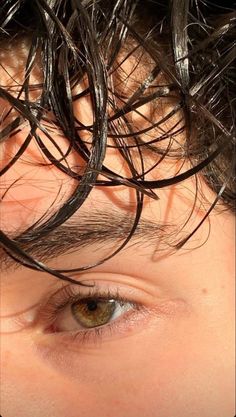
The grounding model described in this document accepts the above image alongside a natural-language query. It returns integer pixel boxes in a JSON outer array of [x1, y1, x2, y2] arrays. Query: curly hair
[[0, 0, 235, 282]]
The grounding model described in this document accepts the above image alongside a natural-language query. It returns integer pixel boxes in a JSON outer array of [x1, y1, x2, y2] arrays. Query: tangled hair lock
[[0, 0, 235, 283]]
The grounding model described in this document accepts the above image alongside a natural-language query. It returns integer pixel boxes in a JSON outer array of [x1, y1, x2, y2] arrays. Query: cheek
[[1, 312, 234, 417], [29, 319, 235, 416], [1, 336, 80, 417]]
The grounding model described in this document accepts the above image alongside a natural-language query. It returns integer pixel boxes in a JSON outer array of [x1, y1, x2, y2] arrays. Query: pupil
[[86, 300, 98, 311]]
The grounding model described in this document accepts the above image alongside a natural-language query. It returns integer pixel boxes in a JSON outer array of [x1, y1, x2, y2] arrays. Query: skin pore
[[0, 21, 235, 417]]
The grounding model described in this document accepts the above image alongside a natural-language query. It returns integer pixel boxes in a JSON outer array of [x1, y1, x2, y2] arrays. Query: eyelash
[[37, 284, 145, 346]]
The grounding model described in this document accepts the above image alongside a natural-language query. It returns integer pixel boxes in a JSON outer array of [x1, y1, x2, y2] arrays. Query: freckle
[[201, 288, 208, 294]]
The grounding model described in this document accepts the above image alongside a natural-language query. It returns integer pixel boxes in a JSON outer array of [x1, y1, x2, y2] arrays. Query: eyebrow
[[1, 208, 171, 272]]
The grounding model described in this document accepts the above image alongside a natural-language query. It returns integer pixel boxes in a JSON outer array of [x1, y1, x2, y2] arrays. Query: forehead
[[0, 43, 183, 198]]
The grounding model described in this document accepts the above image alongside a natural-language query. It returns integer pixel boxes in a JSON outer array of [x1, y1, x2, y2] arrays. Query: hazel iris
[[71, 299, 116, 328]]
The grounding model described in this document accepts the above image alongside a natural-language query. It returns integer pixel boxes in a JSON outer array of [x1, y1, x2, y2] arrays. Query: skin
[[0, 48, 235, 417]]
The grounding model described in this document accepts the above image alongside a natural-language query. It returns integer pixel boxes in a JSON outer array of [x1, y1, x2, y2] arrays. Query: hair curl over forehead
[[0, 0, 235, 282]]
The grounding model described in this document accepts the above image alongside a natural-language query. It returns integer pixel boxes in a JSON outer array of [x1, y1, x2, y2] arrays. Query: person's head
[[0, 1, 235, 417]]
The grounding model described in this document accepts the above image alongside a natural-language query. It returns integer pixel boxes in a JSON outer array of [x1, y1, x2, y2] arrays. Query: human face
[[0, 47, 235, 417]]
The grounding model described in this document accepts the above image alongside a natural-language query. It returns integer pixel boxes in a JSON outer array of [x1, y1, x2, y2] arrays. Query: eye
[[34, 283, 150, 347], [53, 297, 132, 332]]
